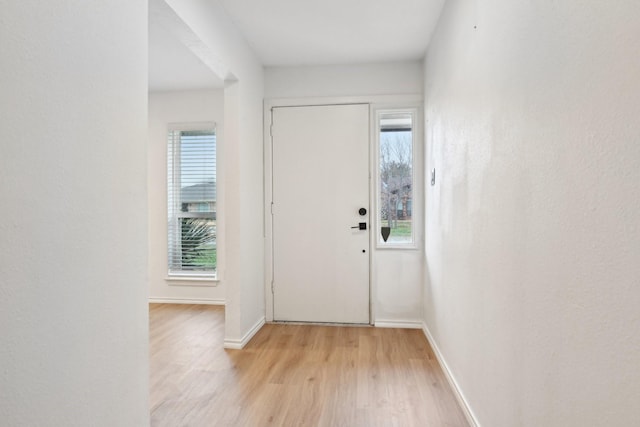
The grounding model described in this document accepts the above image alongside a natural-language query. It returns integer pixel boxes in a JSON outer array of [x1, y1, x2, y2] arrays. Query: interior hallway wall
[[0, 1, 149, 425], [148, 89, 226, 304], [162, 0, 265, 346], [423, 1, 640, 425], [265, 62, 423, 98]]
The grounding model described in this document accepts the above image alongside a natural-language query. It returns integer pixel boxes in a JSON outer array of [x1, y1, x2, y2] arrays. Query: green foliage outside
[[191, 248, 217, 270], [180, 218, 217, 271], [389, 220, 412, 237]]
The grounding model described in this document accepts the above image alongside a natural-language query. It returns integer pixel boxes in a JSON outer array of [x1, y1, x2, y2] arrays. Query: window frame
[[374, 107, 420, 249], [166, 122, 218, 279]]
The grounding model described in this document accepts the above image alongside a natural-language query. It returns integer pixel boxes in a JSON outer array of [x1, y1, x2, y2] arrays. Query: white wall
[[423, 1, 640, 426], [148, 89, 225, 304], [0, 1, 148, 425], [265, 63, 425, 326], [265, 62, 423, 98], [162, 0, 265, 346]]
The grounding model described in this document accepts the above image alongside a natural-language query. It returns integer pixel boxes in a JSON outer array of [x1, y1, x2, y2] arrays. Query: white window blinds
[[167, 125, 217, 276]]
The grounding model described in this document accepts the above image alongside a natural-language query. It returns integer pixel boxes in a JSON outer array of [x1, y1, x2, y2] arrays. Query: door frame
[[263, 95, 423, 323]]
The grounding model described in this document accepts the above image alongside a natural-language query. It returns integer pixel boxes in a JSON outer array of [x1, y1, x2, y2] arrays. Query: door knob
[[358, 208, 367, 216], [351, 222, 367, 230]]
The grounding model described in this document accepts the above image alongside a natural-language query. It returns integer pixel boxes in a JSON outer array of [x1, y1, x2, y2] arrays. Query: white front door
[[271, 104, 370, 324]]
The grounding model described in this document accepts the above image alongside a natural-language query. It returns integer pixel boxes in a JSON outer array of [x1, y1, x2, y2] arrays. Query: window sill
[[165, 275, 219, 287], [376, 244, 419, 250]]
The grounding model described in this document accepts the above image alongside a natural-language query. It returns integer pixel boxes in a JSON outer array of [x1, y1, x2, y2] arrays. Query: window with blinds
[[167, 125, 217, 276]]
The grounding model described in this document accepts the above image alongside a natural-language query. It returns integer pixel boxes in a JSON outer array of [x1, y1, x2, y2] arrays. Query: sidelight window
[[377, 110, 416, 247]]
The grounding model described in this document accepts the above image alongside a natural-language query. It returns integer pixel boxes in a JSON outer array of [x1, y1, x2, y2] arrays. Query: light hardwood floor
[[150, 304, 469, 427]]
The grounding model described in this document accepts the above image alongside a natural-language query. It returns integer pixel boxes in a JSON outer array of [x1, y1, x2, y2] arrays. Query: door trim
[[263, 95, 422, 323]]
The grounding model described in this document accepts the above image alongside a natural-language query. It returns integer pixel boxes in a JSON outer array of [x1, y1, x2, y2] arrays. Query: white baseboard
[[374, 319, 423, 329], [422, 322, 480, 427], [148, 297, 225, 306], [224, 316, 266, 350]]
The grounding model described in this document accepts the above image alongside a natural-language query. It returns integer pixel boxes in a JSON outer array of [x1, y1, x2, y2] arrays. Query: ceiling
[[220, 0, 445, 66], [149, 0, 444, 91]]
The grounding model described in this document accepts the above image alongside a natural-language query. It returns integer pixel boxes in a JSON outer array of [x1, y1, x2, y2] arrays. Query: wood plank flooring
[[150, 304, 469, 427]]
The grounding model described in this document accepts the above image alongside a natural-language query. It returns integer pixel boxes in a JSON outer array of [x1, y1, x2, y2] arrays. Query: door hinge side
[[270, 201, 274, 215], [271, 280, 274, 294], [270, 123, 273, 138]]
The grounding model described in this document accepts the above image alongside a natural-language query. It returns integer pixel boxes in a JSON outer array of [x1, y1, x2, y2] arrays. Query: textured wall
[[0, 1, 148, 425], [423, 1, 640, 426]]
